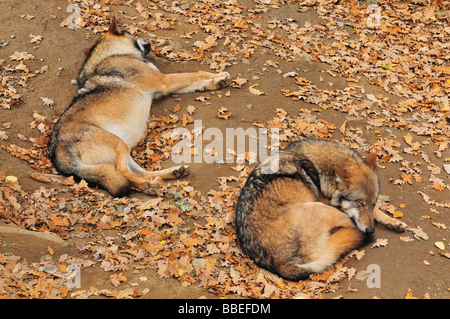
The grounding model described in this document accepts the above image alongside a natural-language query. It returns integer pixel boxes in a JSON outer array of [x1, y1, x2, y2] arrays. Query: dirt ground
[[0, 0, 449, 299]]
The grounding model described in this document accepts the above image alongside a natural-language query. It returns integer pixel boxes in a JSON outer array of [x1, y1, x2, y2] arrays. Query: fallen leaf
[[265, 59, 278, 67], [248, 84, 265, 95], [30, 34, 43, 44], [0, 130, 8, 140], [371, 238, 388, 248], [194, 96, 209, 102], [5, 176, 18, 184], [443, 164, 450, 175], [217, 107, 231, 119], [347, 268, 356, 281], [283, 71, 298, 78], [409, 226, 429, 240], [172, 104, 181, 112], [355, 250, 365, 260], [29, 173, 51, 183], [399, 236, 414, 242], [186, 105, 196, 115], [405, 289, 414, 299], [393, 210, 403, 218], [346, 285, 358, 293], [9, 51, 34, 61], [231, 77, 248, 87], [431, 222, 447, 229], [295, 77, 311, 86]]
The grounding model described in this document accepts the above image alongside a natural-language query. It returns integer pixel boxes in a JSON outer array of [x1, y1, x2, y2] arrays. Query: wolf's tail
[[327, 227, 365, 258], [288, 227, 365, 280], [77, 163, 132, 197]]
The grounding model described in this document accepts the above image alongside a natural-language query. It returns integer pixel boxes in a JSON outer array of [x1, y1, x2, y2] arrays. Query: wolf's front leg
[[163, 71, 230, 94], [374, 199, 408, 232]]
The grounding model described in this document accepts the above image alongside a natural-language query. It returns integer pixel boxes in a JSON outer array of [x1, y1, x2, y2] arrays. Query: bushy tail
[[327, 227, 365, 258], [78, 163, 132, 197], [291, 227, 365, 279]]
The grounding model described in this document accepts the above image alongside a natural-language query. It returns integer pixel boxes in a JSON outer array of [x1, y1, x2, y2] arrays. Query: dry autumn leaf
[[186, 105, 196, 115], [248, 85, 265, 96], [371, 239, 388, 248], [217, 107, 231, 119], [405, 289, 414, 299]]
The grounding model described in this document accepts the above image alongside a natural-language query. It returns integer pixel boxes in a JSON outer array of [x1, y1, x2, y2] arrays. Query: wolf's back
[[235, 140, 322, 268]]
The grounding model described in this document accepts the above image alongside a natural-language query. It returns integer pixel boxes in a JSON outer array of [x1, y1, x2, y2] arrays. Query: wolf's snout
[[365, 227, 375, 234]]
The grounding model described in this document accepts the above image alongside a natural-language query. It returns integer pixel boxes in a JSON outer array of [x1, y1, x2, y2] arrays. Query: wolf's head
[[77, 17, 152, 87], [330, 153, 379, 233]]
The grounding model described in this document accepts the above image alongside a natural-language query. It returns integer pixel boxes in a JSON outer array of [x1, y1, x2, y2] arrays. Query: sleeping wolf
[[235, 139, 407, 281], [48, 18, 229, 197]]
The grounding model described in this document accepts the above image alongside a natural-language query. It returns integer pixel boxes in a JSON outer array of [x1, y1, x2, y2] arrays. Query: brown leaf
[[217, 107, 231, 119], [29, 173, 51, 183], [62, 176, 75, 186]]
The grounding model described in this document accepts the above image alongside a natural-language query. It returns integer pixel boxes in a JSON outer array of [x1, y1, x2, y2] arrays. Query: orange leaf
[[309, 267, 334, 281], [50, 215, 69, 227], [141, 228, 152, 236], [431, 182, 445, 191], [182, 114, 193, 127], [393, 210, 403, 218], [400, 172, 413, 185], [295, 77, 311, 86], [173, 104, 181, 112], [110, 220, 122, 228], [60, 286, 68, 298], [148, 153, 166, 162], [405, 289, 414, 299]]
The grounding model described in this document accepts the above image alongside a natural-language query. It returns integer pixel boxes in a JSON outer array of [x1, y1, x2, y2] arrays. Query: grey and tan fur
[[48, 18, 229, 197], [235, 139, 407, 281]]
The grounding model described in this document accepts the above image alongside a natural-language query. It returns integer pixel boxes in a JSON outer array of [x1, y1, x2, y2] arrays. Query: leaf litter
[[1, 0, 449, 299]]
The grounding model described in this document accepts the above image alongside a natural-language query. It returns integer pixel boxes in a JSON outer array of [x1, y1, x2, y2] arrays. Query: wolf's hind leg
[[114, 143, 189, 195], [104, 136, 161, 195], [128, 157, 189, 180], [142, 165, 190, 180]]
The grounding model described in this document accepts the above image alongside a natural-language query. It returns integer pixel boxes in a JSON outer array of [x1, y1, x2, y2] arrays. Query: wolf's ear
[[365, 153, 377, 171], [335, 166, 349, 182], [107, 17, 121, 36]]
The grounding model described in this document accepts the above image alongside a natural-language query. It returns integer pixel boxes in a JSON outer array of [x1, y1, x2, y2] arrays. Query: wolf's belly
[[102, 92, 154, 148]]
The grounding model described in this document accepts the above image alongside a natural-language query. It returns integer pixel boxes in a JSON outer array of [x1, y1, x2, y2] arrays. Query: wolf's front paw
[[205, 72, 230, 90], [391, 220, 408, 232]]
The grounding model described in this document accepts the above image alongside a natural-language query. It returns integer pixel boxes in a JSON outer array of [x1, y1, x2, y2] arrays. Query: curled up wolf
[[48, 19, 229, 197], [235, 139, 408, 281]]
